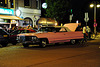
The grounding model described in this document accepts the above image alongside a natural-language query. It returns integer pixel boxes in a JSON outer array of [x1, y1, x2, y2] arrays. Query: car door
[[62, 27, 75, 40], [53, 27, 69, 43], [48, 27, 66, 43], [64, 27, 83, 40]]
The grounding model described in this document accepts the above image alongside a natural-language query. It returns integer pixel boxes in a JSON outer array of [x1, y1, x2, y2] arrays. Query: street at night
[[0, 0, 100, 67], [0, 39, 100, 67]]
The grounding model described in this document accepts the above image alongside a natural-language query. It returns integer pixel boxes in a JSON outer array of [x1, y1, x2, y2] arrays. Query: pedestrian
[[83, 25, 87, 42], [76, 23, 82, 31], [12, 26, 16, 31], [86, 26, 91, 40]]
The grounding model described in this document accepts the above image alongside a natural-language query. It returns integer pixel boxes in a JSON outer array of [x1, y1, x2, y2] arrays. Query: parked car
[[17, 26, 84, 48], [0, 27, 9, 47], [9, 29, 37, 45]]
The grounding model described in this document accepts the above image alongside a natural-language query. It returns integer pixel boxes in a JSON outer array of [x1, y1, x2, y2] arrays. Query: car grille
[[25, 36, 32, 41], [19, 36, 38, 42], [19, 36, 25, 42]]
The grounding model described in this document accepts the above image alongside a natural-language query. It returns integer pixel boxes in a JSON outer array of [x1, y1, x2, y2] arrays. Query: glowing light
[[97, 4, 100, 8], [42, 3, 47, 9], [55, 23, 58, 26], [76, 20, 79, 24], [0, 8, 14, 15], [16, 10, 21, 16], [90, 4, 94, 7]]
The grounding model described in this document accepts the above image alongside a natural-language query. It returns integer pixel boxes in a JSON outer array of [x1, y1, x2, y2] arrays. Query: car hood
[[64, 23, 78, 32], [17, 31, 45, 36]]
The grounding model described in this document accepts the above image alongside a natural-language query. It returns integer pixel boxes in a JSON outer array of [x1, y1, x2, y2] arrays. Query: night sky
[[41, 0, 100, 31], [71, 0, 99, 8], [71, 0, 87, 8], [71, 0, 100, 31]]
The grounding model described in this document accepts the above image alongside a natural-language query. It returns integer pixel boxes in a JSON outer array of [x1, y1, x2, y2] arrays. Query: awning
[[0, 15, 23, 20]]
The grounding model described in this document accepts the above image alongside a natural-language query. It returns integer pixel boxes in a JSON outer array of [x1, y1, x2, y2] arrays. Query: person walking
[[83, 25, 87, 42], [86, 26, 91, 40]]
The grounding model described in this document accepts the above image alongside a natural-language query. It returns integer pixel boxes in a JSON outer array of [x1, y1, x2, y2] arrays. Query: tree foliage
[[45, 0, 71, 25]]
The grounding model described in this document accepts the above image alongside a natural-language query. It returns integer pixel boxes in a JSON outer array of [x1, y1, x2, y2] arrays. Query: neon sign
[[0, 8, 14, 15]]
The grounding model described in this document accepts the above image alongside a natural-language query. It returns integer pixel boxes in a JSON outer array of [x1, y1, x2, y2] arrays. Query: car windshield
[[0, 29, 9, 35], [18, 30, 30, 33], [11, 30, 30, 35], [39, 27, 63, 32]]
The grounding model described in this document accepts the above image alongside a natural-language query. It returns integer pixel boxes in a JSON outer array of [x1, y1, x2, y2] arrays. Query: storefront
[[0, 8, 23, 29], [16, 7, 41, 28]]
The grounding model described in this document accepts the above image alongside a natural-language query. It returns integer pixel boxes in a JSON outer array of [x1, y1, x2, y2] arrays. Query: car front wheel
[[39, 39, 47, 48], [70, 39, 76, 45]]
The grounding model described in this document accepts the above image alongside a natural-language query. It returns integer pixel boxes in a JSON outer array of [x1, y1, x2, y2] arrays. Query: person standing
[[76, 23, 82, 31], [83, 25, 87, 42]]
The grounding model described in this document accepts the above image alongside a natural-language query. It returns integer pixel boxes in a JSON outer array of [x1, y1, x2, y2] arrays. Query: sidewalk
[[91, 32, 100, 39]]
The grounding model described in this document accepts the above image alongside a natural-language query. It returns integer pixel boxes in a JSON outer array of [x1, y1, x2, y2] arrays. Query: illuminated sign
[[0, 8, 14, 15], [42, 3, 47, 9], [16, 9, 21, 16]]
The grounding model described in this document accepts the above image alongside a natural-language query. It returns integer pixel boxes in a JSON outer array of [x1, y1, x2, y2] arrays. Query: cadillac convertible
[[17, 25, 84, 48]]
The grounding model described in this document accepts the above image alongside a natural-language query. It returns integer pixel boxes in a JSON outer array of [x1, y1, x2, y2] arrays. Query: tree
[[45, 0, 71, 25]]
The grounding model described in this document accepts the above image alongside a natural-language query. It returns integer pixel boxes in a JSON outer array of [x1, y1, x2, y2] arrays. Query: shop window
[[7, 0, 15, 9], [36, 0, 41, 9], [0, 0, 13, 8], [4, 0, 7, 7], [0, 0, 5, 7], [24, 0, 31, 7], [10, 0, 14, 8], [36, 0, 38, 9]]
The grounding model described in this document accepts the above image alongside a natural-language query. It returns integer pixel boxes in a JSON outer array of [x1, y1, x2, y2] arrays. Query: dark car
[[9, 29, 36, 45], [0, 27, 9, 47]]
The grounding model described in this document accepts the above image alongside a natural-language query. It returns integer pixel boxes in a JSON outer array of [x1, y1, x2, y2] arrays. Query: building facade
[[0, 0, 41, 28]]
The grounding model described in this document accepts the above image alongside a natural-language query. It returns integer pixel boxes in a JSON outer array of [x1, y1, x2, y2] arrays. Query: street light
[[90, 4, 94, 7], [90, 2, 100, 34], [97, 4, 100, 8]]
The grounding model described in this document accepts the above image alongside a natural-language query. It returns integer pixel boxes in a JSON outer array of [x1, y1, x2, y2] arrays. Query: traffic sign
[[85, 12, 88, 18], [84, 12, 89, 22], [69, 15, 72, 22], [84, 18, 89, 22]]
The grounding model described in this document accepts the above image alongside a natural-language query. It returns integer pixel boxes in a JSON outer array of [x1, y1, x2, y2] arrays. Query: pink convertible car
[[17, 25, 84, 48]]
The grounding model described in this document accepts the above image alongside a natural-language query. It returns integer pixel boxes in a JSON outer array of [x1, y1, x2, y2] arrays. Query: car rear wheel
[[23, 43, 29, 48], [39, 39, 47, 48]]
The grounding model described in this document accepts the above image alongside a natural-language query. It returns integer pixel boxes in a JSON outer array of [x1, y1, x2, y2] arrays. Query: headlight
[[16, 36, 20, 40], [32, 36, 37, 40]]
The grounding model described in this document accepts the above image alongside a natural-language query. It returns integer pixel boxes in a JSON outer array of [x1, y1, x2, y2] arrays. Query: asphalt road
[[0, 39, 100, 67]]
